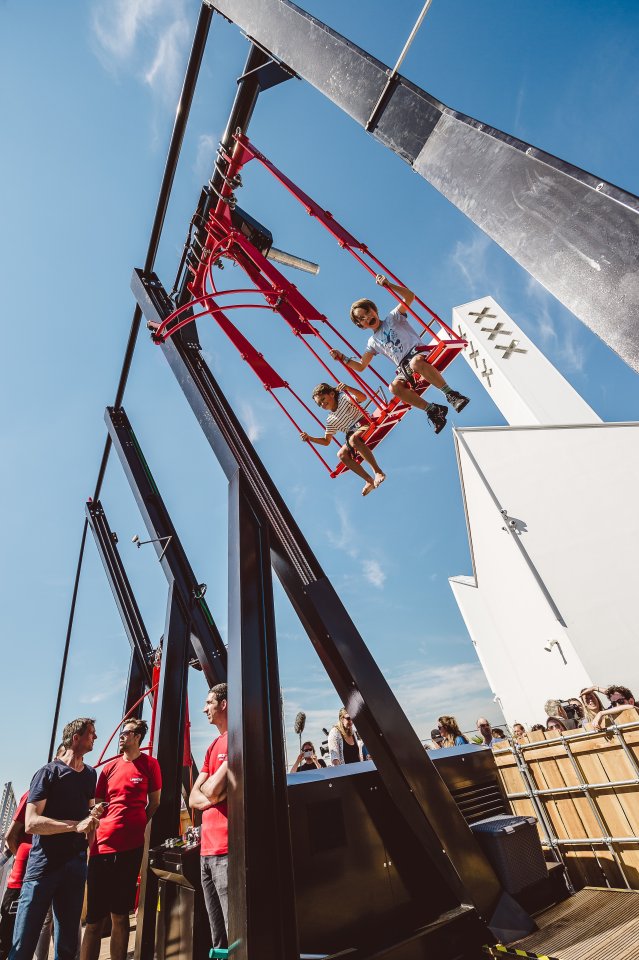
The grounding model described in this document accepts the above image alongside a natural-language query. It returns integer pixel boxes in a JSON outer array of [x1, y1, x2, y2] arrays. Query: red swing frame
[[150, 132, 466, 477]]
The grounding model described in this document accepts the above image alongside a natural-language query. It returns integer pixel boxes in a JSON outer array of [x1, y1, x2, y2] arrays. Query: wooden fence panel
[[494, 715, 639, 892]]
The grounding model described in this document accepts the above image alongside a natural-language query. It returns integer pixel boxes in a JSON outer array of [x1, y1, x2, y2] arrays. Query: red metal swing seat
[[150, 132, 466, 477]]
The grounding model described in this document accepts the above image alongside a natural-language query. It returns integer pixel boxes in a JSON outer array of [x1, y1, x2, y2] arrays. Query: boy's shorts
[[85, 847, 143, 922], [395, 344, 433, 387], [344, 417, 368, 451]]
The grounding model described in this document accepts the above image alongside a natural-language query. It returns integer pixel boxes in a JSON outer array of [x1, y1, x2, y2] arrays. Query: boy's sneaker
[[427, 403, 448, 434], [447, 390, 470, 413]]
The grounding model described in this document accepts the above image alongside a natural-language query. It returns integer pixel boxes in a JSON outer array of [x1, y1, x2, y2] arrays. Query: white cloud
[[79, 669, 126, 705], [195, 134, 218, 181], [237, 401, 262, 443], [513, 84, 526, 135], [91, 0, 190, 106], [326, 501, 359, 558], [362, 558, 386, 589], [280, 656, 497, 760], [91, 0, 159, 61], [384, 659, 498, 740], [450, 232, 492, 292], [144, 17, 190, 104], [524, 276, 586, 373]]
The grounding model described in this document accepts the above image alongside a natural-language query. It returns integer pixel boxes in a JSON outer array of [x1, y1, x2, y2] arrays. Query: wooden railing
[[493, 709, 639, 891]]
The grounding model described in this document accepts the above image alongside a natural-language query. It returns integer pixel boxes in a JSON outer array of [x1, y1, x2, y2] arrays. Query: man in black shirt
[[9, 718, 105, 960]]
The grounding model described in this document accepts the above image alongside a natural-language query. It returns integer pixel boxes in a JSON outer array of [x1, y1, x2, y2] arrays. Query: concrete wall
[[450, 423, 639, 726]]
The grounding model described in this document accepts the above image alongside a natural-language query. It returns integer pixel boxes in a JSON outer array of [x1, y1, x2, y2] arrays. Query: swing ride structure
[[149, 130, 466, 476], [43, 2, 639, 959]]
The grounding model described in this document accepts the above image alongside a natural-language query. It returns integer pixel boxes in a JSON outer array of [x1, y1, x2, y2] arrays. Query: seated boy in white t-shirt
[[300, 382, 385, 496], [330, 275, 470, 435]]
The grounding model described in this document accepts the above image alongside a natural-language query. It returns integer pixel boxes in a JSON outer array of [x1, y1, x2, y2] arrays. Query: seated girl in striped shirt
[[300, 382, 385, 496]]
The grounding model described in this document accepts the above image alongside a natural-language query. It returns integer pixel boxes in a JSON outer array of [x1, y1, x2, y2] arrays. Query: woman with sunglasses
[[328, 708, 364, 765], [290, 742, 326, 773]]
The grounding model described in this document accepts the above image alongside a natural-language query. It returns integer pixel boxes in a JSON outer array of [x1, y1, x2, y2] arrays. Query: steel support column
[[135, 583, 191, 960], [105, 405, 227, 686], [227, 471, 298, 960], [132, 268, 534, 943], [207, 0, 639, 373]]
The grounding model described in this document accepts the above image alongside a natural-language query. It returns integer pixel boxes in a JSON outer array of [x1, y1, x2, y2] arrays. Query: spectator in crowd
[[0, 748, 69, 960], [328, 709, 364, 765], [0, 792, 30, 960], [544, 699, 567, 720], [579, 687, 606, 728], [9, 718, 105, 960], [491, 728, 506, 740], [429, 728, 444, 749], [546, 716, 569, 734], [291, 742, 327, 772], [189, 684, 229, 950], [80, 719, 162, 960], [565, 698, 585, 723], [437, 716, 468, 747], [476, 717, 501, 747], [591, 685, 636, 730], [544, 699, 577, 729], [530, 724, 546, 733], [512, 723, 526, 739]]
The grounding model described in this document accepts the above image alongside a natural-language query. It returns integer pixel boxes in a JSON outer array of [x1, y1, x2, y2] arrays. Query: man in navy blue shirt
[[9, 718, 105, 960]]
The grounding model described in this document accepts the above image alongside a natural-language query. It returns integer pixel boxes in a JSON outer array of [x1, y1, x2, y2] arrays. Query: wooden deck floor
[[510, 887, 639, 960]]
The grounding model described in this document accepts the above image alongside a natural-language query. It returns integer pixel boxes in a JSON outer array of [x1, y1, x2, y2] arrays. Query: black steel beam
[[86, 498, 154, 688], [227, 472, 298, 960], [105, 405, 227, 687], [208, 0, 639, 373], [123, 651, 147, 721], [132, 269, 533, 942], [135, 583, 191, 960]]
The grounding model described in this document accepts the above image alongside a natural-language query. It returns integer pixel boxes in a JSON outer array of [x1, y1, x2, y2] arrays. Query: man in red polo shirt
[[80, 719, 161, 960], [0, 793, 31, 960], [189, 683, 228, 949]]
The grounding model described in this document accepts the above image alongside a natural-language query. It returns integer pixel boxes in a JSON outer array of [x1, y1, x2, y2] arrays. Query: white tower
[[449, 297, 639, 727], [451, 296, 599, 426]]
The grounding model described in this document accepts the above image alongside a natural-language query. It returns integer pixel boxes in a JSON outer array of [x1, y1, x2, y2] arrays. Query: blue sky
[[1, 0, 638, 796]]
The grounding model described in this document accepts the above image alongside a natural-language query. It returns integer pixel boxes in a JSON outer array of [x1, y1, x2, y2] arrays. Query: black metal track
[[207, 0, 639, 373], [86, 499, 154, 687]]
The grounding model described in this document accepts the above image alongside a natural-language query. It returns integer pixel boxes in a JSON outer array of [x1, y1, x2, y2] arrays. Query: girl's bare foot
[[362, 480, 375, 496], [374, 472, 386, 488]]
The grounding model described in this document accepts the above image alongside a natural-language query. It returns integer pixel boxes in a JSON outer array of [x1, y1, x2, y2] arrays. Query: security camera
[[132, 534, 140, 544]]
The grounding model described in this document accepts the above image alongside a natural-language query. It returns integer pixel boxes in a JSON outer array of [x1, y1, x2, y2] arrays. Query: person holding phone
[[290, 742, 327, 773], [8, 718, 103, 960]]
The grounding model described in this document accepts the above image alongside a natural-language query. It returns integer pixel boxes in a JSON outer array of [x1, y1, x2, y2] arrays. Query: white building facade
[[449, 297, 639, 726]]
